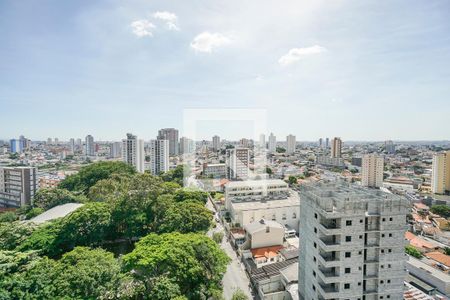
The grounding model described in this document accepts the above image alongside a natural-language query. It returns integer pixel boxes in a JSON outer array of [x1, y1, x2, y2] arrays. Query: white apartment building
[[259, 134, 266, 149], [69, 138, 75, 154], [85, 134, 95, 156], [331, 137, 342, 158], [212, 135, 221, 151], [226, 148, 250, 180], [299, 181, 408, 300], [122, 133, 145, 173], [179, 137, 194, 155], [432, 151, 450, 195], [225, 179, 300, 229], [361, 154, 384, 188], [0, 167, 37, 207], [268, 133, 277, 153], [316, 156, 345, 167], [286, 134, 296, 154], [203, 163, 226, 178], [157, 128, 179, 156], [150, 139, 169, 175], [109, 142, 122, 158]]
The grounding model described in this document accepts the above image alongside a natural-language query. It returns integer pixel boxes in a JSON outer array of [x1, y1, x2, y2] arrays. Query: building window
[[312, 285, 316, 291], [389, 217, 393, 221], [314, 227, 317, 233], [345, 252, 351, 258], [272, 214, 276, 221], [313, 271, 316, 277], [282, 214, 286, 220], [346, 220, 352, 226], [345, 268, 351, 273], [314, 242, 317, 249], [380, 280, 384, 284], [358, 282, 362, 286], [388, 249, 392, 253], [346, 236, 352, 242], [387, 280, 391, 283], [382, 218, 386, 222], [314, 213, 318, 219], [359, 235, 363, 239], [381, 234, 385, 237], [293, 213, 297, 219], [360, 219, 363, 223], [389, 233, 392, 237], [344, 283, 350, 289]]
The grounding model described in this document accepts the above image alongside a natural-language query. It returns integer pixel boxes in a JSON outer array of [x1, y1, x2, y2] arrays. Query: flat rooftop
[[231, 192, 299, 211], [226, 179, 287, 188], [28, 203, 84, 224]]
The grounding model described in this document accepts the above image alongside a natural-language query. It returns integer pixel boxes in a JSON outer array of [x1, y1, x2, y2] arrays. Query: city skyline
[[1, 0, 450, 140]]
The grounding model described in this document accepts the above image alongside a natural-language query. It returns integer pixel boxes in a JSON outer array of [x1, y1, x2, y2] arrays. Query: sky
[[1, 0, 450, 141]]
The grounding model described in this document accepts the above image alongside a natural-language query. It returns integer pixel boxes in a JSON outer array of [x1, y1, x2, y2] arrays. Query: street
[[206, 197, 253, 299]]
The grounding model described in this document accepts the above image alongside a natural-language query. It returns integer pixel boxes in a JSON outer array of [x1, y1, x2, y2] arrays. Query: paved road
[[207, 197, 253, 299]]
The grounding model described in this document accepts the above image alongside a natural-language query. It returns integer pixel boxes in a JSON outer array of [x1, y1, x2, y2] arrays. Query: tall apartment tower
[[226, 148, 250, 180], [259, 134, 266, 149], [85, 135, 95, 156], [299, 181, 408, 300], [122, 133, 145, 173], [157, 128, 179, 156], [212, 135, 221, 152], [69, 138, 75, 154], [0, 167, 37, 207], [325, 137, 329, 149], [331, 137, 342, 158], [179, 137, 194, 155], [362, 154, 384, 188], [150, 139, 169, 175], [319, 138, 323, 148], [268, 133, 277, 153], [432, 151, 450, 195], [385, 140, 395, 154], [286, 134, 296, 154], [109, 142, 122, 158]]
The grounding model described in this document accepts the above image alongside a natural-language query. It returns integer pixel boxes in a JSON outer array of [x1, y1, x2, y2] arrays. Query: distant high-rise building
[[286, 134, 296, 154], [47, 138, 52, 145], [239, 138, 250, 148], [299, 181, 408, 300], [318, 138, 323, 148], [9, 139, 22, 153], [226, 148, 250, 180], [212, 135, 221, 151], [109, 142, 122, 158], [432, 151, 450, 195], [157, 128, 179, 156], [69, 138, 75, 154], [268, 133, 277, 153], [385, 140, 395, 154], [0, 166, 37, 207], [325, 137, 329, 148], [54, 138, 59, 145], [122, 133, 145, 173], [85, 135, 95, 156], [179, 137, 194, 155], [362, 154, 384, 188], [76, 138, 82, 149], [331, 137, 342, 158], [259, 134, 266, 149], [150, 139, 169, 175]]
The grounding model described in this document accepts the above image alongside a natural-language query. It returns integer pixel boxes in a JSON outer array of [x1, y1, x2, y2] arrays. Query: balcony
[[318, 268, 339, 284], [318, 237, 341, 252], [318, 221, 341, 235], [318, 283, 339, 299], [318, 252, 340, 268], [364, 240, 379, 248]]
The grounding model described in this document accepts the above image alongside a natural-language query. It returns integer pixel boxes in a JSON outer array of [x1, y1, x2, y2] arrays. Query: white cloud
[[190, 32, 232, 53], [153, 11, 179, 31], [130, 20, 155, 37], [278, 45, 326, 66]]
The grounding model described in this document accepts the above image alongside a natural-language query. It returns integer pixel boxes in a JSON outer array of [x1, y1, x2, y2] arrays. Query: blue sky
[[1, 0, 449, 141]]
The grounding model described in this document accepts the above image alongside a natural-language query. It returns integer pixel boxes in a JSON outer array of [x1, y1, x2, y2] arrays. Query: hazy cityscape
[[2, 1, 450, 300]]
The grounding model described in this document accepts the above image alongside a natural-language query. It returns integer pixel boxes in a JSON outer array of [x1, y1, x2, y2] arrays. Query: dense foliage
[[32, 188, 87, 210], [405, 245, 423, 258], [430, 205, 450, 218], [59, 161, 136, 194], [0, 162, 227, 299]]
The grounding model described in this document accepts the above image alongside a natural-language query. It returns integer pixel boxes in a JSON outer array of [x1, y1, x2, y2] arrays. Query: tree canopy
[[32, 188, 87, 210], [430, 205, 450, 218], [158, 201, 212, 234], [123, 232, 229, 299], [59, 161, 136, 194]]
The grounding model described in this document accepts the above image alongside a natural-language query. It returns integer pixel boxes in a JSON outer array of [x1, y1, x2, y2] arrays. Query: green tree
[[59, 161, 136, 194], [430, 205, 450, 218], [231, 289, 248, 300], [0, 222, 36, 250], [123, 232, 230, 298], [288, 176, 298, 185], [405, 245, 423, 259], [33, 188, 87, 210], [444, 247, 450, 256], [160, 165, 188, 186], [276, 147, 286, 153], [174, 188, 209, 204], [25, 207, 45, 219], [158, 201, 212, 234], [212, 232, 224, 244], [147, 276, 183, 300], [0, 211, 18, 223]]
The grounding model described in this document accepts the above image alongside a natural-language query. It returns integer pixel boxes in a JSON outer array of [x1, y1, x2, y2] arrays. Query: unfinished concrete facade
[[299, 181, 409, 300]]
